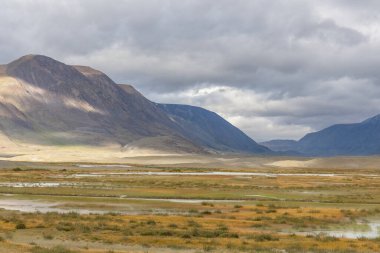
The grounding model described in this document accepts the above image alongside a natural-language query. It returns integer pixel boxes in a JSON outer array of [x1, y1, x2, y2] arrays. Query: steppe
[[0, 150, 378, 252]]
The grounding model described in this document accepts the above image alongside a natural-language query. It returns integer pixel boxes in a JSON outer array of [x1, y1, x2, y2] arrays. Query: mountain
[[260, 140, 298, 152], [158, 104, 270, 153], [296, 114, 380, 156], [262, 114, 380, 156], [0, 54, 199, 152], [0, 54, 269, 154]]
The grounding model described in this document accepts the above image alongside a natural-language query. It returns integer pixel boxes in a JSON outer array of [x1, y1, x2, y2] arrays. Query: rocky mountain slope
[[158, 104, 270, 153], [0, 54, 269, 154]]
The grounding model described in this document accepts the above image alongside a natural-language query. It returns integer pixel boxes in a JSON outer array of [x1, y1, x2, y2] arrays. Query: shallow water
[[303, 221, 380, 239], [124, 197, 244, 203], [0, 182, 78, 188], [0, 196, 244, 215], [0, 199, 106, 214]]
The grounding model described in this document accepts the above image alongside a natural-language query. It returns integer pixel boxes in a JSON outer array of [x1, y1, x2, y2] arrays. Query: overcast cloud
[[1, 0, 380, 141]]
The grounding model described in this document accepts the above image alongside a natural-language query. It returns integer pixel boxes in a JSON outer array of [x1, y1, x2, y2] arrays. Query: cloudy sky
[[1, 0, 380, 141]]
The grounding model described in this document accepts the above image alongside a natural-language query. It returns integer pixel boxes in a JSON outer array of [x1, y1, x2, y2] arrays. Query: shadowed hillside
[[0, 54, 270, 154], [158, 104, 270, 153], [261, 115, 380, 156]]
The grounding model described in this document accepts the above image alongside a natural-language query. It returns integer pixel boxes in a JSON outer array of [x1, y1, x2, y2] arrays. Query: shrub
[[187, 220, 201, 227], [168, 223, 178, 228], [56, 222, 74, 231], [146, 220, 156, 225], [15, 223, 26, 229], [43, 233, 54, 240], [315, 234, 339, 242], [248, 233, 279, 242]]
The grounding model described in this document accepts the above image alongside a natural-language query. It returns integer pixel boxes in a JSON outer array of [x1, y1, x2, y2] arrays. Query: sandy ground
[[0, 144, 380, 171], [265, 159, 320, 168]]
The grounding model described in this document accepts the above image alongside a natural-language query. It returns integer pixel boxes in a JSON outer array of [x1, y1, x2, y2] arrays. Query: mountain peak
[[362, 114, 380, 124], [6, 54, 69, 74], [5, 54, 89, 91], [8, 54, 56, 66]]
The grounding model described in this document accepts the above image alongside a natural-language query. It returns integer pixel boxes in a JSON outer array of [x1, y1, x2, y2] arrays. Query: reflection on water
[[0, 199, 106, 214], [0, 197, 243, 215]]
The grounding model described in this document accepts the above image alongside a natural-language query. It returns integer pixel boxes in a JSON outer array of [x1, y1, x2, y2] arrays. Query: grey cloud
[[296, 19, 367, 46], [1, 0, 380, 140]]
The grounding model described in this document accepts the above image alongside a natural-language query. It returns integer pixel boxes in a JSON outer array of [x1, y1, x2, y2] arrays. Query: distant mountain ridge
[[0, 54, 270, 154], [261, 114, 380, 156], [296, 114, 380, 156], [260, 140, 297, 152]]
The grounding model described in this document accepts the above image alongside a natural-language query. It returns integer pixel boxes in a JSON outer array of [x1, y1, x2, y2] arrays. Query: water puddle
[[123, 197, 244, 203], [0, 199, 107, 214], [302, 221, 380, 239], [0, 182, 78, 188], [0, 198, 228, 215]]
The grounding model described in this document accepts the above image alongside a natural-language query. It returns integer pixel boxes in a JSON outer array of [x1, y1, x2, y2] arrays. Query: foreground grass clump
[[15, 223, 26, 229], [247, 233, 279, 242]]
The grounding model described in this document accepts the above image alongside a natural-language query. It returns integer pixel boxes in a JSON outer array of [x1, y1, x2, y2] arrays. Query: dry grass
[[0, 158, 378, 252]]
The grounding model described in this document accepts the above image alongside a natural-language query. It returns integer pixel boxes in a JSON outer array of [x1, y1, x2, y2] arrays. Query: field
[[0, 155, 378, 252]]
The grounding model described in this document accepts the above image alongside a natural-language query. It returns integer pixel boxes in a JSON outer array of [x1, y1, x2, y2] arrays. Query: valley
[[2, 1, 380, 253], [0, 156, 378, 252]]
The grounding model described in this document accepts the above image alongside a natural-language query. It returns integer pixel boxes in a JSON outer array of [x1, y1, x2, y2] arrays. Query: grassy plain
[[0, 155, 378, 252]]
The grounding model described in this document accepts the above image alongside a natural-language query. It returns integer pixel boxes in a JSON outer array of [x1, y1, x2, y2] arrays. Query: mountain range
[[261, 115, 380, 156], [3, 54, 380, 157], [0, 54, 269, 154]]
